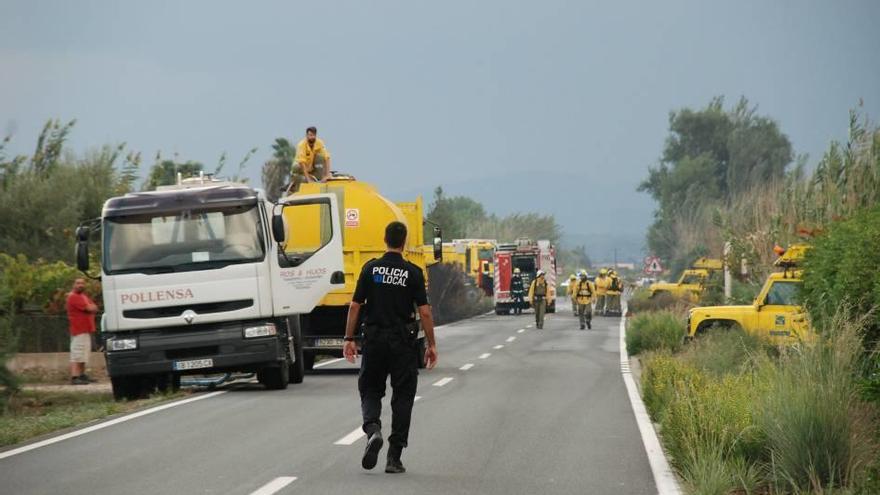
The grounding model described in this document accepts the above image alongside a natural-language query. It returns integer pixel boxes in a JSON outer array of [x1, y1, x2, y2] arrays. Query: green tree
[[639, 97, 793, 271], [0, 121, 140, 262], [425, 187, 488, 241], [144, 158, 204, 190]]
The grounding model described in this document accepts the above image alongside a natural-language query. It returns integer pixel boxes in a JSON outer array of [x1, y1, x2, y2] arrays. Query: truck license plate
[[316, 338, 345, 347], [173, 358, 213, 371]]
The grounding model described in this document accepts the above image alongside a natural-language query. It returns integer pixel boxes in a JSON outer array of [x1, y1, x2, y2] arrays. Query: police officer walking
[[343, 221, 438, 474]]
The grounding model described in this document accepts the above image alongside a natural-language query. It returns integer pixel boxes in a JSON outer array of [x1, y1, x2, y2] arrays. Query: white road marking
[[479, 353, 491, 359], [432, 377, 454, 387], [526, 324, 533, 328], [459, 363, 474, 371], [493, 345, 504, 350], [517, 329, 526, 333], [506, 336, 516, 343], [0, 391, 227, 460], [250, 477, 297, 495], [619, 304, 682, 495], [313, 357, 346, 369], [335, 397, 423, 446], [334, 427, 365, 445]]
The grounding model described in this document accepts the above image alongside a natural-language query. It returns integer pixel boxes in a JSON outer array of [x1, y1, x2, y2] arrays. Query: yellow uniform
[[574, 278, 595, 329], [575, 280, 595, 305], [567, 276, 578, 316], [528, 276, 550, 329], [595, 274, 611, 315], [294, 137, 331, 176], [606, 273, 622, 314]]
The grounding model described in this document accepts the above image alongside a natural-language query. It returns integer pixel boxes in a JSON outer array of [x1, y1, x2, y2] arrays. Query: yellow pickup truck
[[686, 245, 812, 343], [649, 257, 723, 301]]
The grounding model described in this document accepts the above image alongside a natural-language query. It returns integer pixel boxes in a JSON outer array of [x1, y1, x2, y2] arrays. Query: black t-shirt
[[352, 252, 429, 328]]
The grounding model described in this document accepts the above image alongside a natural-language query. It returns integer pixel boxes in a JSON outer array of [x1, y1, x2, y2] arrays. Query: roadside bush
[[662, 374, 764, 472], [627, 288, 690, 314], [758, 319, 878, 492], [641, 316, 879, 493], [680, 328, 767, 378], [626, 310, 686, 356], [802, 205, 880, 344], [642, 349, 765, 494], [0, 254, 99, 313], [427, 263, 492, 325], [641, 352, 704, 422]]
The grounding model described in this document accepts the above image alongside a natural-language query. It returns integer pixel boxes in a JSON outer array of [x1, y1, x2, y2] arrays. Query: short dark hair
[[384, 221, 407, 249], [306, 126, 317, 135]]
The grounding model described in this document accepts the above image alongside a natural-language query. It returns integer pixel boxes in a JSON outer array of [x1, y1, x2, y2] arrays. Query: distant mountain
[[385, 171, 654, 262]]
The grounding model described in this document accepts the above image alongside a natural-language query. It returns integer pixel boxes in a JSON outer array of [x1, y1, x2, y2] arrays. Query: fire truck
[[493, 239, 557, 315]]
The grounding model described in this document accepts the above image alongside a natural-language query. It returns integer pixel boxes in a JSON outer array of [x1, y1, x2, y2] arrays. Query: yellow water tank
[[288, 176, 429, 307]]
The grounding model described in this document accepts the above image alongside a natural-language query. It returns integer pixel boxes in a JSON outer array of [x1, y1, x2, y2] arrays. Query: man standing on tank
[[343, 221, 438, 474]]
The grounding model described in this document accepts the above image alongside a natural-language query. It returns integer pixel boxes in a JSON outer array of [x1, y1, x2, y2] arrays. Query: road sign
[[644, 256, 663, 274]]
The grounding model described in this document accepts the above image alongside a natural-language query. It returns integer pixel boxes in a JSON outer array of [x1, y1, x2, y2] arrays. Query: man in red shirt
[[66, 278, 99, 385]]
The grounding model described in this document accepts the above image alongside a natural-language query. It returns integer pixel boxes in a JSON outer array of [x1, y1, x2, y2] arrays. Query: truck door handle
[[331, 271, 345, 284]]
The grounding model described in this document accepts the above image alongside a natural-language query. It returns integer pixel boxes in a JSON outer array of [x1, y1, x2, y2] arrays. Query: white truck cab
[[76, 177, 344, 400]]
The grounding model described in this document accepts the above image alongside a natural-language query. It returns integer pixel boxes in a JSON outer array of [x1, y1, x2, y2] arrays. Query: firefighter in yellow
[[594, 269, 611, 316], [566, 274, 578, 316], [606, 269, 623, 315], [528, 270, 551, 329], [574, 271, 595, 330], [289, 126, 332, 192]]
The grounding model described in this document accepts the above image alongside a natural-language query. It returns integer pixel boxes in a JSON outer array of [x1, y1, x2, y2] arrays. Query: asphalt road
[[0, 301, 657, 495]]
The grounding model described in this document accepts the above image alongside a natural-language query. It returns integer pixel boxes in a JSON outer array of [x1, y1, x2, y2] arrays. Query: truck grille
[[123, 299, 253, 319], [166, 346, 219, 360]]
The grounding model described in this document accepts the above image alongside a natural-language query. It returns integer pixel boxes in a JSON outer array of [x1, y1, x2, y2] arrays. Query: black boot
[[362, 431, 384, 470], [385, 445, 406, 474]]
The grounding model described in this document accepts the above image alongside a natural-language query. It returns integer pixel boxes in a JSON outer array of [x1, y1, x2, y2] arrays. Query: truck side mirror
[[76, 240, 89, 272], [75, 225, 90, 272], [271, 214, 286, 243], [432, 227, 442, 261], [75, 226, 90, 242]]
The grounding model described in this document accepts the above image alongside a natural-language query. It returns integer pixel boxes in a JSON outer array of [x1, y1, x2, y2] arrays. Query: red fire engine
[[493, 239, 557, 315]]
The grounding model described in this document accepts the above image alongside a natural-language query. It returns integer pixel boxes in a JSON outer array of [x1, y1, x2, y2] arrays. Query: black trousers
[[512, 293, 524, 314], [359, 329, 419, 448]]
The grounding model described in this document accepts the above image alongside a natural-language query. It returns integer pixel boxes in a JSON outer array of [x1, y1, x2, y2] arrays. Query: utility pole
[[723, 242, 732, 302]]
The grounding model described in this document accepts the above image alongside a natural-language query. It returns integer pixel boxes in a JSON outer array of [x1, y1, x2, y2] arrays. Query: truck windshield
[[680, 273, 704, 285], [512, 256, 536, 274], [764, 280, 802, 306], [103, 203, 264, 274]]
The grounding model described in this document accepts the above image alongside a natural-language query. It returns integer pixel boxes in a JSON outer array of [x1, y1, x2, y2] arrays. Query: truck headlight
[[107, 338, 138, 351], [244, 324, 277, 339]]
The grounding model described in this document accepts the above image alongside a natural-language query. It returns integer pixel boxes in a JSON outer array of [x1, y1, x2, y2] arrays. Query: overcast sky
[[2, 1, 878, 261]]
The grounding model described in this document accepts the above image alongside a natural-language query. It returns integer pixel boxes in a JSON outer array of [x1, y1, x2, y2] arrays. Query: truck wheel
[[416, 337, 427, 369], [262, 362, 289, 390], [156, 373, 181, 393], [111, 376, 148, 401], [288, 316, 305, 384], [303, 353, 315, 371]]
